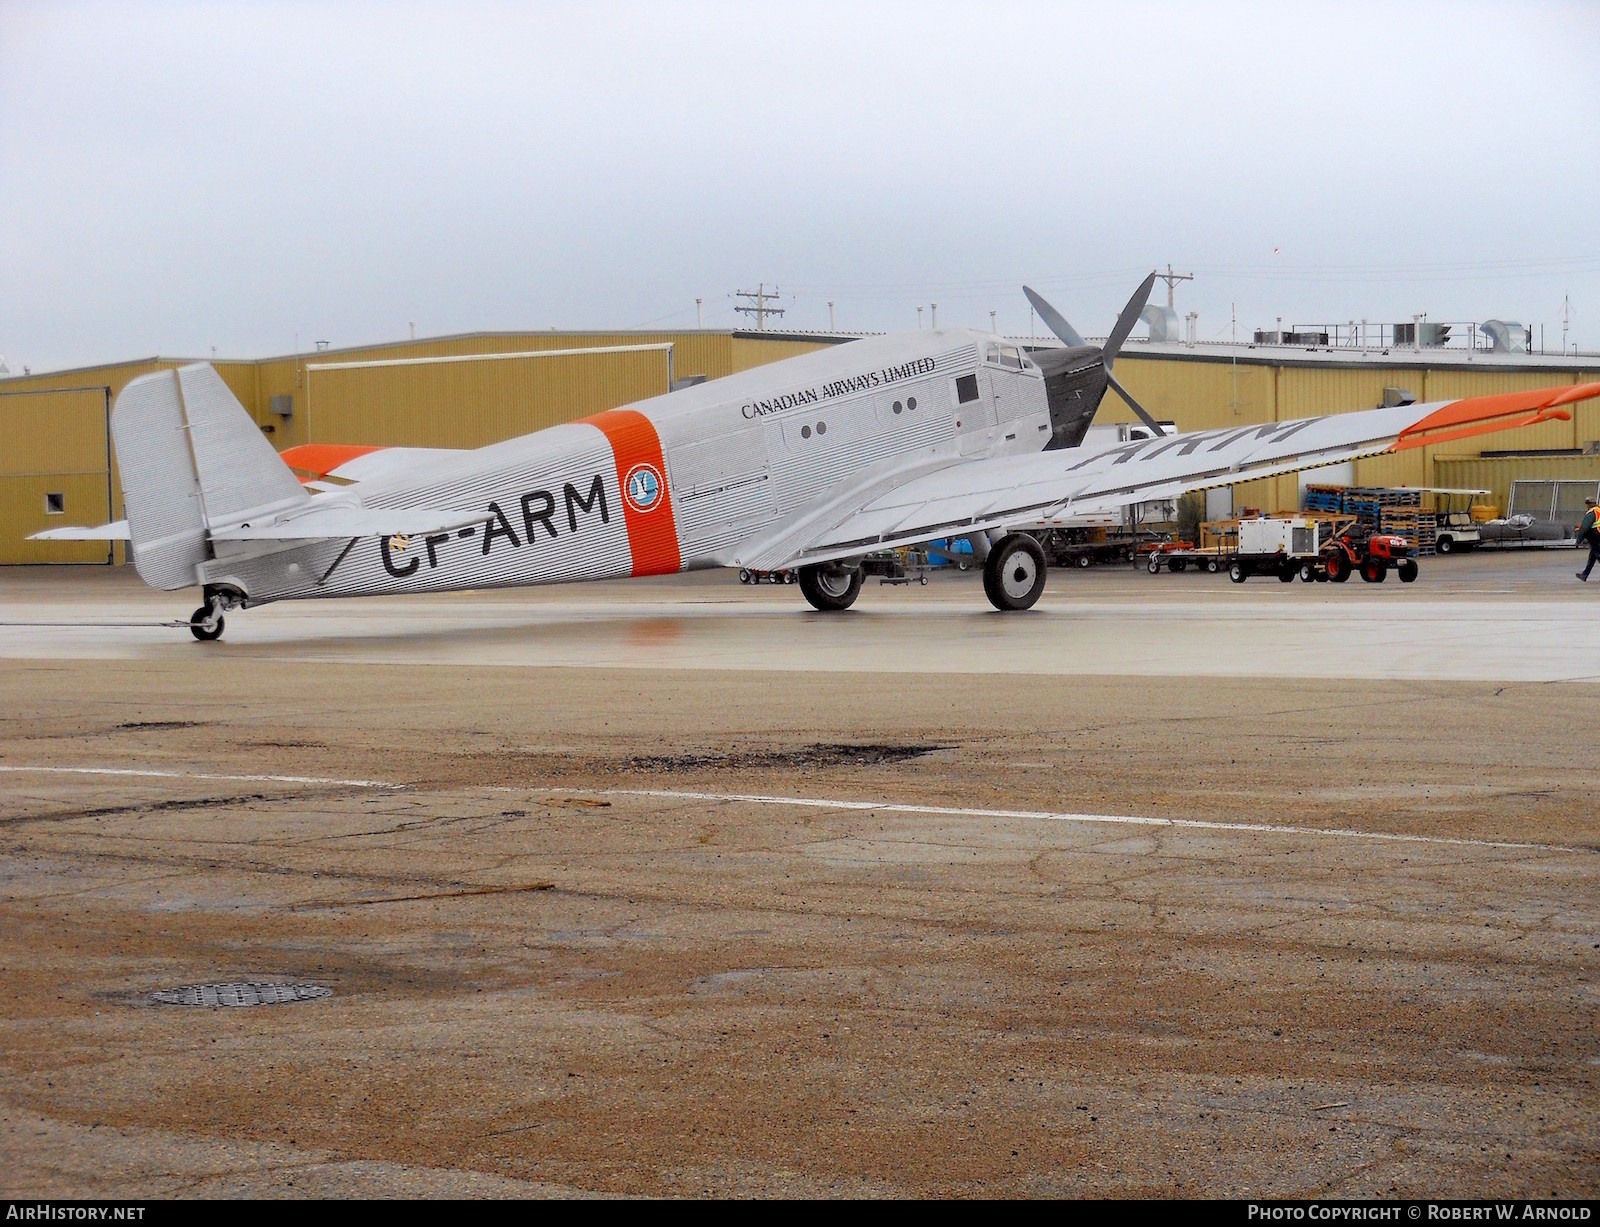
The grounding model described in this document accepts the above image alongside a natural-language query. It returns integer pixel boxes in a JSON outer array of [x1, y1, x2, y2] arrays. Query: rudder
[[111, 363, 308, 591]]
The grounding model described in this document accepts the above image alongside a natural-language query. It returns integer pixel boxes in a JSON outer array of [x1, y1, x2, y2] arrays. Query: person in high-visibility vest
[[1579, 498, 1600, 582]]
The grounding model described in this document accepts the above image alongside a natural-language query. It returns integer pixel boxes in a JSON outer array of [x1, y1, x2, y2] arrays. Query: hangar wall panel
[[1433, 455, 1600, 518], [0, 387, 112, 563], [253, 333, 747, 452], [731, 336, 836, 372], [1112, 356, 1276, 430], [304, 348, 677, 448]]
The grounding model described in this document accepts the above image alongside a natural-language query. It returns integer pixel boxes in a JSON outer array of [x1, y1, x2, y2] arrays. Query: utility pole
[[1562, 293, 1571, 354], [1156, 263, 1194, 309], [828, 301, 835, 331], [733, 284, 785, 331]]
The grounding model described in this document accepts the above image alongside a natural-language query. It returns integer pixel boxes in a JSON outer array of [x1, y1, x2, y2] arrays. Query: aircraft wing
[[736, 383, 1597, 571]]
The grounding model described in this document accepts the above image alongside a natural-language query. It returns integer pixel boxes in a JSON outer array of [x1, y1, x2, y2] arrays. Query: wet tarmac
[[1, 553, 1596, 1196]]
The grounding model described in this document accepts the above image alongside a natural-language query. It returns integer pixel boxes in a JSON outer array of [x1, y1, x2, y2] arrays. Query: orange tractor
[[1319, 522, 1418, 584]]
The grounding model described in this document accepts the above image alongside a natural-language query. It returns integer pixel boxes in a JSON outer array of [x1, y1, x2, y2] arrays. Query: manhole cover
[[150, 982, 331, 1008]]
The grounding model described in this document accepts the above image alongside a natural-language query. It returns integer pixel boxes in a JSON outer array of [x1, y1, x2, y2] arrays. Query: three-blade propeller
[[1023, 273, 1166, 436]]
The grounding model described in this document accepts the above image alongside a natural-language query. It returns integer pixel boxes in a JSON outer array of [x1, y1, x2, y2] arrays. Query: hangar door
[[0, 387, 113, 564]]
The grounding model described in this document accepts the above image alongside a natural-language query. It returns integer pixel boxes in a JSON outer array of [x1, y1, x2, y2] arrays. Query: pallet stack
[[1302, 485, 1346, 515], [1301, 485, 1435, 554], [1379, 508, 1437, 555]]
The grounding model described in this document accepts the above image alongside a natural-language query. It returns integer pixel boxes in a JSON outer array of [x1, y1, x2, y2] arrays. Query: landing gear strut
[[798, 563, 863, 612], [189, 585, 236, 642], [982, 533, 1048, 611]]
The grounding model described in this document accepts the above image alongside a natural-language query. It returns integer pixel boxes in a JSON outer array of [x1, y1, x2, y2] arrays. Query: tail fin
[[113, 363, 308, 590]]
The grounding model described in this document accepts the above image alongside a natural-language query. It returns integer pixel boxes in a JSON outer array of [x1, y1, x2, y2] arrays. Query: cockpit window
[[1000, 346, 1023, 369], [983, 343, 1001, 366]]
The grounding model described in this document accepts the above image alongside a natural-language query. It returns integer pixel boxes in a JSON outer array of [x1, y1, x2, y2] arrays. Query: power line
[[733, 284, 786, 331], [1156, 264, 1194, 308]]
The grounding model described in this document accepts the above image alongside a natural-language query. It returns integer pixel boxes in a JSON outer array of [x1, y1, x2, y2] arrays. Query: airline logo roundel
[[624, 462, 664, 513]]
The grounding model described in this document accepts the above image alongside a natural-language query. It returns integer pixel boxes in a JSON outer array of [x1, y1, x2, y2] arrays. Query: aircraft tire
[[798, 564, 862, 612], [189, 606, 224, 642], [982, 533, 1048, 611]]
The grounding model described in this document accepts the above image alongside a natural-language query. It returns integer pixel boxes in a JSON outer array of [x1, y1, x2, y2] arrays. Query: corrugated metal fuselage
[[203, 329, 1053, 605]]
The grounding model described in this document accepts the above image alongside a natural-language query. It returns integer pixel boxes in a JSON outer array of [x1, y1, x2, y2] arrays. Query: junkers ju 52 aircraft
[[36, 274, 1597, 639]]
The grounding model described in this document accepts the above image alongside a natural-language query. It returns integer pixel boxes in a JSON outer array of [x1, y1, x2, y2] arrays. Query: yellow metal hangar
[[2, 323, 1597, 565]]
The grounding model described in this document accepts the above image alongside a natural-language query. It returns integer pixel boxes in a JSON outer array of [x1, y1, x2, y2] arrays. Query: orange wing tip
[[1392, 382, 1597, 452], [278, 443, 384, 479]]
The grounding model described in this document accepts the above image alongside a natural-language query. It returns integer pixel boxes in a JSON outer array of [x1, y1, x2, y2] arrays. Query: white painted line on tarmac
[[546, 787, 1588, 855], [0, 765, 399, 789]]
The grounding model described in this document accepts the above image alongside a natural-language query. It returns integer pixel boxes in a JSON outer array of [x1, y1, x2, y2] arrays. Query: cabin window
[[907, 396, 917, 411], [955, 374, 979, 404], [44, 492, 64, 515], [800, 425, 812, 439], [816, 421, 827, 436], [892, 401, 902, 414]]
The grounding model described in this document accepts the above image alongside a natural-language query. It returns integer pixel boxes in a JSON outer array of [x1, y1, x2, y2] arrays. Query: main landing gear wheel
[[798, 563, 863, 612], [189, 605, 224, 642], [982, 533, 1048, 611]]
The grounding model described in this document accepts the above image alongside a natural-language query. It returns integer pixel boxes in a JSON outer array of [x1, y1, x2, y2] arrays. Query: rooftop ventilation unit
[[1480, 320, 1530, 354], [1140, 305, 1180, 343], [1253, 329, 1328, 347], [1394, 322, 1452, 347]]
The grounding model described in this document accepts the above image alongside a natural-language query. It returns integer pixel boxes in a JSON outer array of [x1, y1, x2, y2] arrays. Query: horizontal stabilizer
[[30, 520, 132, 541], [211, 505, 488, 541]]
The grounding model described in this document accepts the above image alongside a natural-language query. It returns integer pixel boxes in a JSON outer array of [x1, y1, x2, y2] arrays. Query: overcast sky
[[3, 0, 1598, 372]]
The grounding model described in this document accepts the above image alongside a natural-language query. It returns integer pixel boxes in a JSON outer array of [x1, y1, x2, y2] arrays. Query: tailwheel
[[982, 533, 1048, 611], [189, 604, 224, 642], [798, 563, 863, 612]]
